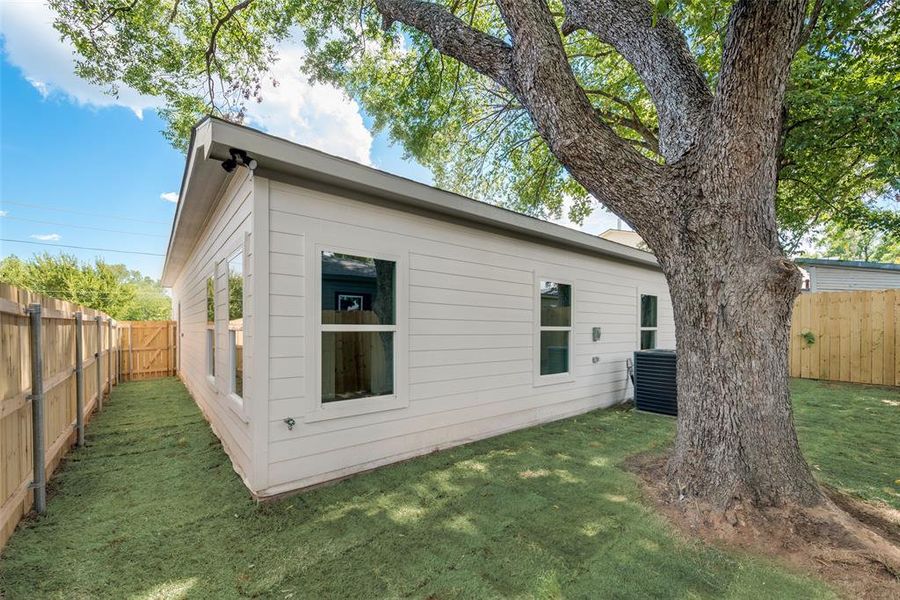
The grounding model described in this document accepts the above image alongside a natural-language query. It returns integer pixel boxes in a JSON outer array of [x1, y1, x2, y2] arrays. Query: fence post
[[74, 312, 85, 447], [95, 315, 103, 411], [107, 320, 113, 392], [112, 323, 117, 385], [28, 303, 47, 514], [129, 323, 134, 382]]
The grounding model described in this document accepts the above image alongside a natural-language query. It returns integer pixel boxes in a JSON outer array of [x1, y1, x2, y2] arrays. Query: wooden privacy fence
[[790, 289, 898, 386], [0, 283, 178, 550], [0, 284, 120, 550], [118, 321, 177, 381]]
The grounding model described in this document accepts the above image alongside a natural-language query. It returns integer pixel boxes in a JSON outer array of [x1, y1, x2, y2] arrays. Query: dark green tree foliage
[[228, 274, 243, 321], [0, 253, 171, 320], [207, 276, 215, 323], [778, 2, 900, 252], [805, 224, 900, 262], [49, 0, 899, 245]]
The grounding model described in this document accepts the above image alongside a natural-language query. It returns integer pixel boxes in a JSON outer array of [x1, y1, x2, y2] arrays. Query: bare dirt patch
[[625, 452, 900, 599]]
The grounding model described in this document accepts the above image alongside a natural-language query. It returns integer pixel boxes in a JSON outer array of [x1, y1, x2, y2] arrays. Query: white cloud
[[0, 210, 7, 217], [31, 233, 61, 241], [160, 192, 179, 203], [0, 1, 156, 117], [548, 197, 629, 236], [245, 42, 373, 165], [1, 8, 374, 164]]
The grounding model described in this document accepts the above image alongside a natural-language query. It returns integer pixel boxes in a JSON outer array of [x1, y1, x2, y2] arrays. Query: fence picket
[[0, 283, 176, 551], [789, 289, 899, 386]]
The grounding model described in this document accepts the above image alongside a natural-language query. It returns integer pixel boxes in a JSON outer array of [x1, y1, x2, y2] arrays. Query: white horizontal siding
[[810, 265, 900, 292], [258, 178, 674, 495], [171, 171, 255, 489]]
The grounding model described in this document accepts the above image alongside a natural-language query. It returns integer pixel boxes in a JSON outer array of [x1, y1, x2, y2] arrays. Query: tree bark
[[658, 239, 822, 508], [375, 0, 825, 510]]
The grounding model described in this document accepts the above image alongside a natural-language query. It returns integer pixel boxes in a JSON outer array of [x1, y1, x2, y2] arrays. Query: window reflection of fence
[[321, 310, 392, 401]]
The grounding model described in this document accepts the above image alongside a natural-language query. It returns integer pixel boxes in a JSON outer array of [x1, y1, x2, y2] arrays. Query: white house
[[598, 228, 647, 251], [794, 258, 900, 292], [161, 117, 675, 499]]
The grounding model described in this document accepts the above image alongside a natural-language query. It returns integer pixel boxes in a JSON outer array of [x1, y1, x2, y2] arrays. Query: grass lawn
[[0, 378, 896, 599]]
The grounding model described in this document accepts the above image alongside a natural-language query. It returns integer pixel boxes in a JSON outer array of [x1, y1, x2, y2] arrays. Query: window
[[538, 280, 572, 377], [206, 274, 215, 378], [640, 294, 657, 349], [320, 251, 396, 403], [227, 251, 244, 398]]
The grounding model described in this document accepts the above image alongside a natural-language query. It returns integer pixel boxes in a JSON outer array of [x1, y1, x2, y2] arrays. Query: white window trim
[[637, 290, 658, 350], [305, 240, 408, 422], [533, 274, 575, 386], [224, 239, 248, 422]]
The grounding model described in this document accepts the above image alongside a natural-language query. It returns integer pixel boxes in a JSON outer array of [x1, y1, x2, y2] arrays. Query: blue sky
[[0, 1, 617, 281], [0, 56, 432, 279]]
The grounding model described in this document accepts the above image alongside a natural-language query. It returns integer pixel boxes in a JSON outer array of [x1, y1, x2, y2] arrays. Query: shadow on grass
[[0, 378, 839, 599]]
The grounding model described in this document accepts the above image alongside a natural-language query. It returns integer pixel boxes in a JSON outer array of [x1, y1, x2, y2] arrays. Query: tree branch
[[374, 0, 515, 89], [491, 0, 663, 224], [558, 0, 713, 162], [795, 0, 825, 51], [204, 0, 254, 107], [374, 0, 664, 226], [709, 0, 807, 195]]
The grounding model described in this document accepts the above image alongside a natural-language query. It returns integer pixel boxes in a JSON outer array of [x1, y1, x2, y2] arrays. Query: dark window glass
[[321, 252, 395, 325], [540, 281, 571, 327], [640, 330, 657, 350], [640, 294, 657, 328], [540, 330, 569, 375], [322, 331, 394, 402]]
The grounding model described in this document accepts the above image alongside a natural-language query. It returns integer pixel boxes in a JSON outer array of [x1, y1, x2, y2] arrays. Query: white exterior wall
[[256, 177, 674, 497], [808, 265, 900, 292], [171, 170, 260, 490]]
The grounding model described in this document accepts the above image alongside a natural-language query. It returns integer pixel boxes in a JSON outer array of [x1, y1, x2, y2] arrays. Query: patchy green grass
[[2, 377, 895, 599], [792, 379, 900, 509]]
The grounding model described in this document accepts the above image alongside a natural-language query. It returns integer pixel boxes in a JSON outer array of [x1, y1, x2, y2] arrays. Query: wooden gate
[[118, 321, 177, 381]]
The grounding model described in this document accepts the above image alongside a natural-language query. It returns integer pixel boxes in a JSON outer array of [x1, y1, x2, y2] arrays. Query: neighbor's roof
[[161, 117, 659, 286], [793, 258, 900, 272]]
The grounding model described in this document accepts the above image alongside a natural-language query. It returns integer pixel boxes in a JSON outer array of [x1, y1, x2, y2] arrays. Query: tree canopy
[[805, 224, 900, 262], [50, 0, 899, 249], [0, 253, 172, 320]]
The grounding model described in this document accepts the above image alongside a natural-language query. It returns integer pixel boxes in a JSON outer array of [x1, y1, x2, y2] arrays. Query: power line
[[1, 215, 168, 238], [1, 238, 165, 257], [1, 201, 171, 225]]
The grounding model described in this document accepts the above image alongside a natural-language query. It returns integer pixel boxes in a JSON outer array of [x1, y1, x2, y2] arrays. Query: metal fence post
[[74, 312, 85, 447], [109, 324, 119, 385], [95, 315, 103, 411], [28, 303, 47, 514], [107, 320, 113, 394]]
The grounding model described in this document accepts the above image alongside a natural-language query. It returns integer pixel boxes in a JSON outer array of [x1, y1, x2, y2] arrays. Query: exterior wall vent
[[633, 350, 677, 416]]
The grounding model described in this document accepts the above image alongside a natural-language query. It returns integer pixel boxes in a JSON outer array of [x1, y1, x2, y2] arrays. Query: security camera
[[221, 148, 257, 173]]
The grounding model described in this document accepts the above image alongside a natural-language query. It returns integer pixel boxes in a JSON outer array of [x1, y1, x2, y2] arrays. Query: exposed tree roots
[[626, 452, 900, 599]]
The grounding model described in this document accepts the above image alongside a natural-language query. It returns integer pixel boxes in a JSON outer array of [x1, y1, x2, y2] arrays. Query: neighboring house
[[161, 117, 675, 498], [795, 258, 900, 292], [599, 228, 648, 251]]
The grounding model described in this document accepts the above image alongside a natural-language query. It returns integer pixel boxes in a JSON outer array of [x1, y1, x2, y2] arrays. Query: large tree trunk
[[376, 0, 821, 510], [648, 131, 823, 508], [662, 251, 822, 508]]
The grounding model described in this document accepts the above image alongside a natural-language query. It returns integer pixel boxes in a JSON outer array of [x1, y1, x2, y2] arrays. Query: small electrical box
[[592, 327, 602, 342]]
